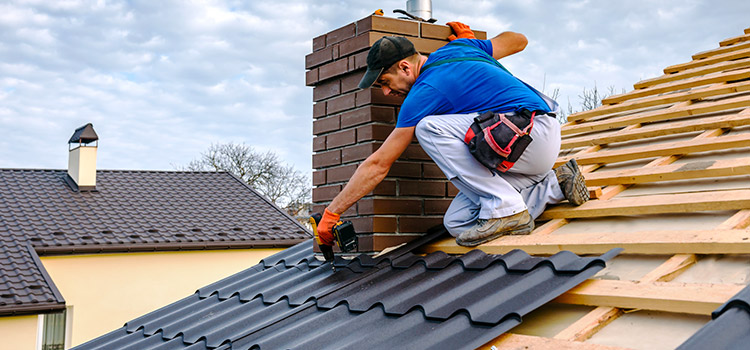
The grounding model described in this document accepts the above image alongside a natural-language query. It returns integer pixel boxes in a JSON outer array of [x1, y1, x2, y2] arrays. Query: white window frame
[[36, 306, 73, 350]]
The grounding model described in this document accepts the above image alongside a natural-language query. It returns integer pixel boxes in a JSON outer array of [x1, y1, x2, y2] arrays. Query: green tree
[[182, 142, 311, 221]]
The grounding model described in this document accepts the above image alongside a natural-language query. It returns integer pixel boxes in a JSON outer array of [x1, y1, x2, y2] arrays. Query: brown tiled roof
[[0, 169, 311, 316]]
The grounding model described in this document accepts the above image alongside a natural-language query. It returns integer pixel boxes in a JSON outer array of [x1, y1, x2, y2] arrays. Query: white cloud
[[1, 0, 750, 176]]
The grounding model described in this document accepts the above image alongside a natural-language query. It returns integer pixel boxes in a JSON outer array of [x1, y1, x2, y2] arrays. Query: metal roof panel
[[74, 236, 619, 350]]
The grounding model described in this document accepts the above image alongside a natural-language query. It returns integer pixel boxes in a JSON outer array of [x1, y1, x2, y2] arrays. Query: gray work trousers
[[414, 112, 565, 237]]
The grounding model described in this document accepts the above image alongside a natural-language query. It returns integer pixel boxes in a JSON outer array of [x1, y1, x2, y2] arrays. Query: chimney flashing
[[63, 173, 97, 192]]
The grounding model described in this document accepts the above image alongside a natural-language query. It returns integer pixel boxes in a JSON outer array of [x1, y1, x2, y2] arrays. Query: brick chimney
[[67, 123, 99, 191], [307, 15, 486, 253]]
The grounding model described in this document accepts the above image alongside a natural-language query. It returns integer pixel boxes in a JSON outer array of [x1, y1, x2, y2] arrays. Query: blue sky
[[1, 0, 749, 176]]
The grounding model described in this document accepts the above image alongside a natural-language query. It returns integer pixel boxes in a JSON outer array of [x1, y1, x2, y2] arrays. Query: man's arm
[[489, 31, 528, 60], [327, 126, 415, 214]]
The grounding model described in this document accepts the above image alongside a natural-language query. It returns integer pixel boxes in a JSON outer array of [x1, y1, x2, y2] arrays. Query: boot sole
[[565, 159, 589, 206], [456, 221, 535, 247]]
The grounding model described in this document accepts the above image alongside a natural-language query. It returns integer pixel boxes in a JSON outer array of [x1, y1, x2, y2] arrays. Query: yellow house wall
[[40, 248, 280, 347], [0, 314, 38, 349]]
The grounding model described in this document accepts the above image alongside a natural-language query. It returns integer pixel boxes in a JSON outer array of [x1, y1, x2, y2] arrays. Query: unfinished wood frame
[[475, 28, 750, 349]]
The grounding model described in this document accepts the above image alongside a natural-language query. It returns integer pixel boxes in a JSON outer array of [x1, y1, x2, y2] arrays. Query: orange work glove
[[316, 208, 340, 246], [447, 21, 476, 41]]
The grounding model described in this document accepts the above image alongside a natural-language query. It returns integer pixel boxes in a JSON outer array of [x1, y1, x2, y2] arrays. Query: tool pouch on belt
[[464, 109, 537, 173]]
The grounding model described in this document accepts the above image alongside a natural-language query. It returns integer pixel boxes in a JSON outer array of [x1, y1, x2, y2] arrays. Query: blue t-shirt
[[396, 39, 550, 128]]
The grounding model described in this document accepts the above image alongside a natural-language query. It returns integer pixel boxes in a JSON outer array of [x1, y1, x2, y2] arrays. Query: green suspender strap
[[420, 42, 512, 75], [420, 41, 559, 114]]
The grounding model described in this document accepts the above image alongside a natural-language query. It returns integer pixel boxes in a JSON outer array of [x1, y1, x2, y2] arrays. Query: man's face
[[372, 63, 415, 97]]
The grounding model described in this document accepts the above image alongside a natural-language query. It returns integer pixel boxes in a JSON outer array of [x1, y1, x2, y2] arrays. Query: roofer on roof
[[316, 21, 589, 247]]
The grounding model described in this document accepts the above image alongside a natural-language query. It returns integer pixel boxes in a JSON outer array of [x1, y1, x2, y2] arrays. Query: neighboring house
[[45, 19, 750, 350], [0, 124, 311, 349]]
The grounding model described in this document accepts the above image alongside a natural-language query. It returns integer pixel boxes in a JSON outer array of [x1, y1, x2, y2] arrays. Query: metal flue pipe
[[406, 0, 432, 21]]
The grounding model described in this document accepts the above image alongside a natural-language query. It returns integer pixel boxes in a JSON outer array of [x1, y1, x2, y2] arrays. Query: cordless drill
[[309, 213, 358, 268]]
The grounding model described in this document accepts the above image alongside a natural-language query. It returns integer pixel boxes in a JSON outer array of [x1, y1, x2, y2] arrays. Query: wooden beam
[[601, 67, 750, 106], [554, 279, 744, 315], [554, 254, 698, 342], [553, 306, 623, 342], [422, 229, 750, 255], [487, 333, 628, 350], [563, 93, 750, 136], [717, 209, 750, 229], [582, 157, 750, 186], [693, 40, 750, 60], [551, 192, 731, 342], [664, 46, 750, 74], [537, 189, 750, 220], [562, 108, 750, 149], [720, 33, 750, 47], [557, 132, 750, 167], [588, 187, 602, 199], [639, 254, 698, 283], [631, 57, 750, 91], [575, 128, 712, 203], [531, 218, 569, 235], [569, 79, 750, 122]]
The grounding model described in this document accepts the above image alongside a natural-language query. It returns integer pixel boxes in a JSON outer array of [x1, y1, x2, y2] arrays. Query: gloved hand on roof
[[447, 21, 476, 41], [316, 208, 340, 246]]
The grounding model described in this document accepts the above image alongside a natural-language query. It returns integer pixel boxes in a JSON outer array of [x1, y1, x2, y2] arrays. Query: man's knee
[[443, 216, 463, 237]]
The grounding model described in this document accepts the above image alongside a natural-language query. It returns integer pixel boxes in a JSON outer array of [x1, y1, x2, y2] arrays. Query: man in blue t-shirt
[[316, 22, 588, 248]]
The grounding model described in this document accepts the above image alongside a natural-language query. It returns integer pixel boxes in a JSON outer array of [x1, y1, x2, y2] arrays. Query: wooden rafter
[[538, 189, 750, 220], [582, 156, 750, 186], [488, 333, 628, 350], [720, 33, 750, 47], [554, 279, 744, 315], [550, 211, 750, 342], [693, 40, 750, 60], [602, 67, 750, 105], [563, 108, 750, 148], [563, 95, 750, 136], [504, 28, 750, 348], [664, 46, 750, 74], [632, 57, 750, 91], [424, 229, 750, 255], [569, 79, 750, 123], [556, 132, 750, 167]]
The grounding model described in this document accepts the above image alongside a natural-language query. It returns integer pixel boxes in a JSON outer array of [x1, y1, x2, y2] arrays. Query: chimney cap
[[68, 123, 98, 144]]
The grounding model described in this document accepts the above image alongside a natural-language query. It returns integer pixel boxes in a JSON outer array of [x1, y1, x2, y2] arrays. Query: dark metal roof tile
[[259, 239, 316, 268], [678, 283, 750, 350], [236, 303, 519, 350], [73, 239, 620, 350]]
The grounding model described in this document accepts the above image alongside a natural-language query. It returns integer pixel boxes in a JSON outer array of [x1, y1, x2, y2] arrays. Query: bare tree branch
[[179, 142, 312, 221]]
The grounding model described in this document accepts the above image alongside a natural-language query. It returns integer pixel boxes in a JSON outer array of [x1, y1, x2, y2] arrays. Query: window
[[41, 310, 66, 350]]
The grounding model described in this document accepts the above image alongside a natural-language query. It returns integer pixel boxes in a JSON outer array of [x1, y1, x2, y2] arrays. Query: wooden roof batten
[[422, 26, 750, 349]]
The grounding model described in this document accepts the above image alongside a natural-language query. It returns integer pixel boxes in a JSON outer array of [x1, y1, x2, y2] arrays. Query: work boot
[[554, 158, 589, 206], [456, 210, 534, 247]]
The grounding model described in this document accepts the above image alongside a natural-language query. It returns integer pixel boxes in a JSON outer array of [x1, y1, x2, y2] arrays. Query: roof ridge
[[0, 168, 231, 174]]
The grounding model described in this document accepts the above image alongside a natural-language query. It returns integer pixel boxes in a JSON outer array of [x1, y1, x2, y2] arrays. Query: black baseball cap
[[358, 36, 417, 89]]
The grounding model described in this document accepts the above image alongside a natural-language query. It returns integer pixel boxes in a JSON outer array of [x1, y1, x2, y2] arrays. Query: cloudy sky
[[2, 0, 749, 176]]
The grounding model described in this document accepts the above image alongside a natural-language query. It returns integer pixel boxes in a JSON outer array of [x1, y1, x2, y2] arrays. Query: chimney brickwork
[[308, 15, 486, 253]]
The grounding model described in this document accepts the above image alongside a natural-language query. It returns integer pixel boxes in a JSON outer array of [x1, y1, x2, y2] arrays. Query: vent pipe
[[67, 123, 98, 191], [406, 0, 432, 22]]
